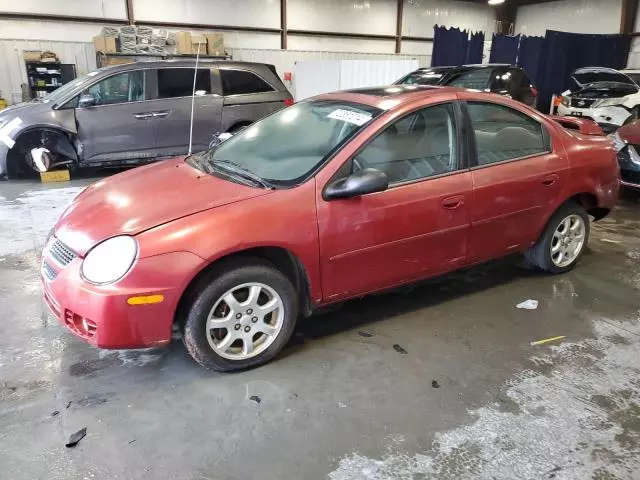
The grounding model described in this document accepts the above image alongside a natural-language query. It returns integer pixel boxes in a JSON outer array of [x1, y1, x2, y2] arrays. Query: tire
[[182, 258, 298, 371], [525, 202, 590, 274]]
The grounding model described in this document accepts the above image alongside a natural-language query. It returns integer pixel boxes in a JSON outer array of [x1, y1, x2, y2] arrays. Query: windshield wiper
[[210, 159, 274, 189]]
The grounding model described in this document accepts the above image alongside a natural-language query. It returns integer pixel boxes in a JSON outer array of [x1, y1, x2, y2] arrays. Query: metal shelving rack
[[26, 60, 63, 99]]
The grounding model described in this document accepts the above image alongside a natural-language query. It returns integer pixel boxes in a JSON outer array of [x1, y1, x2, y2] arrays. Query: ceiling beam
[[395, 0, 404, 54], [280, 0, 287, 49]]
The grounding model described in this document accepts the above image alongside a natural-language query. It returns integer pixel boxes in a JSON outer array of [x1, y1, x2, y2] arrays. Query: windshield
[[198, 100, 382, 187], [572, 70, 635, 87], [446, 69, 492, 90], [40, 69, 105, 105], [399, 70, 448, 85]]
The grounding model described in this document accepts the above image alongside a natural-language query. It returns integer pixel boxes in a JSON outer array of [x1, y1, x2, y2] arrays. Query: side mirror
[[324, 168, 389, 200], [78, 94, 96, 108]]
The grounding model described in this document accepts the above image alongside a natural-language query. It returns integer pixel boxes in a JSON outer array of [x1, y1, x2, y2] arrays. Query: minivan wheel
[[525, 202, 590, 274], [182, 258, 298, 371]]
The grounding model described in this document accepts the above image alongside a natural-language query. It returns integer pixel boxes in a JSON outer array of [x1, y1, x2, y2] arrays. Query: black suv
[[396, 64, 538, 107]]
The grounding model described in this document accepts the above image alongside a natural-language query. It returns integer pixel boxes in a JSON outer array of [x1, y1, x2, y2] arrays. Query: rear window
[[220, 69, 275, 95], [399, 71, 446, 85], [446, 69, 492, 90]]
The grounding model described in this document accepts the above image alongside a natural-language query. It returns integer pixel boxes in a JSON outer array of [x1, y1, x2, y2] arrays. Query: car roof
[[97, 60, 274, 74], [312, 85, 461, 109], [414, 63, 512, 72]]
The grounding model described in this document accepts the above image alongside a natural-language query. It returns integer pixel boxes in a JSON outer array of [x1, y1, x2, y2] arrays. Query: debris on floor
[[128, 439, 137, 445], [516, 299, 539, 310], [338, 402, 347, 408], [51, 410, 60, 417], [65, 427, 87, 448], [65, 401, 72, 409], [530, 335, 566, 346], [358, 331, 373, 338], [601, 238, 620, 244], [431, 380, 440, 389], [249, 395, 261, 404], [393, 344, 408, 354]]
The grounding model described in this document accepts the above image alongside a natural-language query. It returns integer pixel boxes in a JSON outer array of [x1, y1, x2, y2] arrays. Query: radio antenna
[[187, 40, 202, 156]]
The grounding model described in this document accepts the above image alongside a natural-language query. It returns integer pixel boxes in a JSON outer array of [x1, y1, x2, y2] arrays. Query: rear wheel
[[525, 202, 590, 274], [182, 258, 298, 371]]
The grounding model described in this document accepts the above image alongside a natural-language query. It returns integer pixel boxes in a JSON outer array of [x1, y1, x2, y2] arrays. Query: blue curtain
[[536, 30, 632, 112], [432, 26, 469, 67], [465, 31, 485, 64], [517, 35, 545, 86], [489, 34, 520, 64]]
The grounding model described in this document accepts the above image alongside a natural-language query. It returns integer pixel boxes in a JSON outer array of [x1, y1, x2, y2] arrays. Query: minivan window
[[85, 70, 145, 106], [157, 68, 212, 98], [199, 100, 381, 186], [220, 69, 275, 95]]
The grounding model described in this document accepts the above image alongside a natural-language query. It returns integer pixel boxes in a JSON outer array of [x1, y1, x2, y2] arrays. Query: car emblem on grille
[[578, 100, 586, 107]]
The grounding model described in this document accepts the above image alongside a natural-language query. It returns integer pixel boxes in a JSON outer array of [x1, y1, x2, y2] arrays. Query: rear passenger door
[[463, 100, 568, 264], [147, 67, 223, 157], [220, 67, 287, 132]]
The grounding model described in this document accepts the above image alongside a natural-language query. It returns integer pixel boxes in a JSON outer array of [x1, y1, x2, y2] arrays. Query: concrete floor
[[1, 177, 640, 480]]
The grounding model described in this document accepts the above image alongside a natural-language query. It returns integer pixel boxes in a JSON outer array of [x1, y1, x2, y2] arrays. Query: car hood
[[0, 100, 50, 119], [54, 157, 273, 256]]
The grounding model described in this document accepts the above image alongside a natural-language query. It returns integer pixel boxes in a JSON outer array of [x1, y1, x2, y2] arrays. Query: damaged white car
[[557, 67, 640, 133]]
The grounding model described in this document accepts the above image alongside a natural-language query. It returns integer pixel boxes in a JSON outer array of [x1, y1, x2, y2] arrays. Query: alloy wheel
[[550, 214, 586, 268]]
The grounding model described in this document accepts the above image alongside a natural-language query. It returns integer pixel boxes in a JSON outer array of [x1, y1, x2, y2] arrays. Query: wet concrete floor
[[0, 177, 639, 479]]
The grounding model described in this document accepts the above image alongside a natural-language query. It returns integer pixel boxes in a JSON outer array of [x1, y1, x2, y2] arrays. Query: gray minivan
[[0, 60, 293, 178]]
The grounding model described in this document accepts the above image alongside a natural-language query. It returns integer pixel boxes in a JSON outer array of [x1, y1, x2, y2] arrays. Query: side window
[[467, 102, 548, 166], [85, 70, 144, 106], [354, 103, 458, 185], [220, 69, 275, 95], [157, 68, 211, 98]]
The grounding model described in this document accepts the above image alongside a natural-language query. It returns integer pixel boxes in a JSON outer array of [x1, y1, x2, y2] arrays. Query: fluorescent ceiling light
[[488, 0, 505, 5]]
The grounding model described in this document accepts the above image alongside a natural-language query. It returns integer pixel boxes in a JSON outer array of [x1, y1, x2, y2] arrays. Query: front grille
[[49, 238, 76, 267], [42, 261, 57, 281], [570, 97, 596, 108]]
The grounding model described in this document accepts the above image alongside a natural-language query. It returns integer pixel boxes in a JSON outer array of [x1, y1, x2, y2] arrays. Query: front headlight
[[81, 235, 138, 284], [560, 96, 570, 107], [609, 131, 627, 153]]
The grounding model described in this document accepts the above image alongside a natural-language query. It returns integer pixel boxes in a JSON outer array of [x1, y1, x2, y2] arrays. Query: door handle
[[152, 111, 169, 118], [442, 196, 464, 210], [542, 174, 559, 186], [134, 113, 153, 119]]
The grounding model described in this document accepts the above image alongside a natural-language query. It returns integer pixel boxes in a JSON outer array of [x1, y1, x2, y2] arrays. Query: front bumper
[[557, 104, 631, 131], [40, 237, 204, 349]]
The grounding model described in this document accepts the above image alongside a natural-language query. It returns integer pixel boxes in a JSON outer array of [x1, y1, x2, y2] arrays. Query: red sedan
[[41, 85, 620, 371]]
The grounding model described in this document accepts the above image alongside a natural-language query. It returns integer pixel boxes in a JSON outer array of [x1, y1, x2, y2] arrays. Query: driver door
[[317, 102, 472, 301], [75, 69, 158, 164]]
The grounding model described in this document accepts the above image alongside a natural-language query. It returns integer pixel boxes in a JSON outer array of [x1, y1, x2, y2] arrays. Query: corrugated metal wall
[[0, 39, 96, 104]]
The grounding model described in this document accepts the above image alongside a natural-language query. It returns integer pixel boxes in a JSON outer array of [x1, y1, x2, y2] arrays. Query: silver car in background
[[0, 60, 293, 178]]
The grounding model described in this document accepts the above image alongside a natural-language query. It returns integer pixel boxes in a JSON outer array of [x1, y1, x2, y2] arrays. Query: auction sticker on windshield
[[327, 109, 372, 126]]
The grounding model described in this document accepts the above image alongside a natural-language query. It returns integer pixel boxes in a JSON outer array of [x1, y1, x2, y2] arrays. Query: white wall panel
[[400, 40, 433, 56], [288, 0, 396, 35], [516, 0, 622, 36], [0, 0, 126, 19], [628, 38, 640, 69], [228, 48, 430, 99], [288, 36, 395, 54], [134, 0, 280, 29], [403, 0, 495, 38], [0, 19, 105, 42], [0, 39, 96, 104]]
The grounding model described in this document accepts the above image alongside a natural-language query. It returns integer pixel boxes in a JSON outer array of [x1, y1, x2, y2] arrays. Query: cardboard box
[[23, 50, 42, 61], [175, 31, 192, 54], [191, 34, 207, 54], [103, 56, 134, 66], [205, 33, 225, 56], [93, 35, 117, 53], [40, 170, 70, 183]]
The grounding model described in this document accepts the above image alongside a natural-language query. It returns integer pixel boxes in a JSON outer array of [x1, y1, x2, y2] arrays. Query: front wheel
[[525, 203, 590, 274], [182, 259, 298, 371]]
